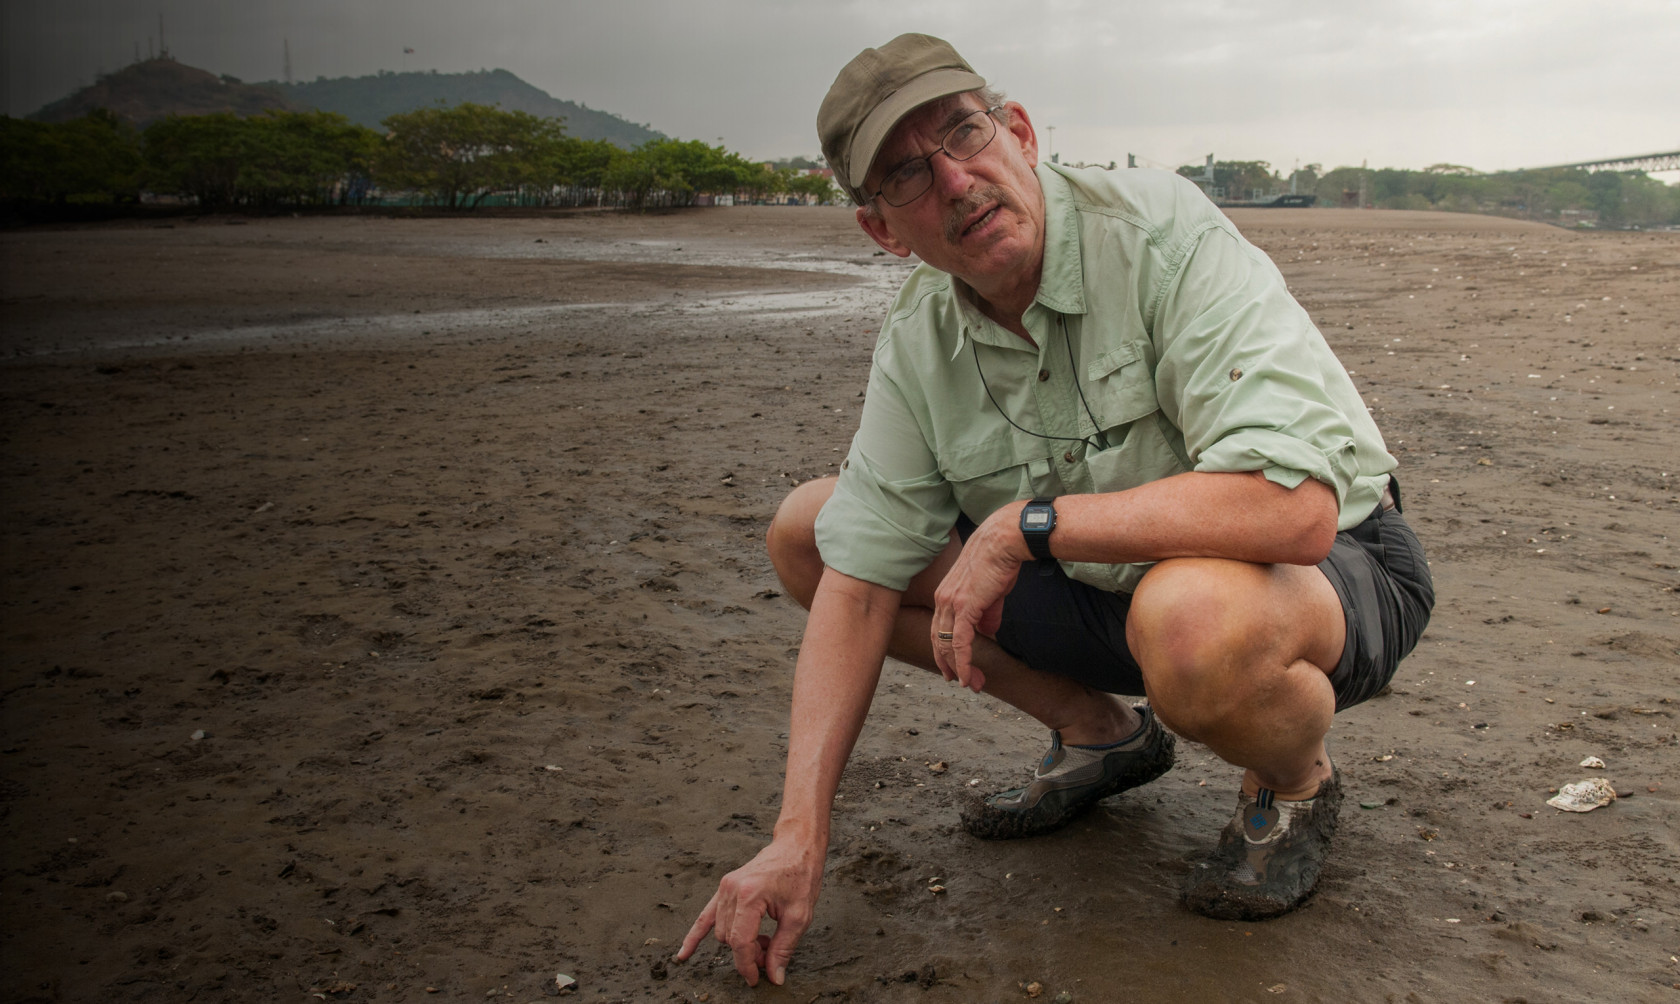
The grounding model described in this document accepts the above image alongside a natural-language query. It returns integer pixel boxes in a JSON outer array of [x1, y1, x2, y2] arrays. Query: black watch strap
[[1020, 496, 1057, 563]]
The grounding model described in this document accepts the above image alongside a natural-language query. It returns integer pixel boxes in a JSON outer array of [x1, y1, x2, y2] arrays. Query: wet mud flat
[[1, 207, 1676, 1002]]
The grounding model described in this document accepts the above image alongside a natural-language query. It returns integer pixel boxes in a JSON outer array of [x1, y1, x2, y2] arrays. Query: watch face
[[1023, 510, 1051, 530]]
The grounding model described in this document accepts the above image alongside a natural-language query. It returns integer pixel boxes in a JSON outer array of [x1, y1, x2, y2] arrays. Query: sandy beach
[[2, 204, 1676, 1003]]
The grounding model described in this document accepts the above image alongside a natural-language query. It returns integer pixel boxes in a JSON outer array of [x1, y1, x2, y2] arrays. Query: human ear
[[857, 206, 912, 258], [1001, 102, 1037, 167]]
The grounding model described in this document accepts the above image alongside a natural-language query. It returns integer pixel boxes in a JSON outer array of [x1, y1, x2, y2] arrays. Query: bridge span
[[1522, 151, 1679, 173]]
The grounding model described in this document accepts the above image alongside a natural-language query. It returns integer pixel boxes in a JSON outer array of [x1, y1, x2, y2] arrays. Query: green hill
[[29, 58, 297, 127], [274, 68, 664, 148]]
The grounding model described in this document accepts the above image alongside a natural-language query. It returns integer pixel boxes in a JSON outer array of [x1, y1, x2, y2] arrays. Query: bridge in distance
[[1521, 150, 1679, 173]]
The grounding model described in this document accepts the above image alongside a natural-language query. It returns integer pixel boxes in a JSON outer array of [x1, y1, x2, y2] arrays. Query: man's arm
[[677, 567, 901, 987], [1050, 470, 1338, 566], [932, 470, 1338, 688]]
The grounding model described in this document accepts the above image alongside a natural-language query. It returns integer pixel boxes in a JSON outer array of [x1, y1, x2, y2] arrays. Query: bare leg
[[767, 479, 1139, 746], [1126, 557, 1344, 801], [770, 479, 1349, 798]]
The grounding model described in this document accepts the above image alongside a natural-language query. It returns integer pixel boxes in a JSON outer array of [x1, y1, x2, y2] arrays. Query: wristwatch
[[1019, 496, 1057, 564]]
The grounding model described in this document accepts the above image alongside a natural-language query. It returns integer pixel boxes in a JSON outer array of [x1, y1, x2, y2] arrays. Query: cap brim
[[845, 67, 987, 191]]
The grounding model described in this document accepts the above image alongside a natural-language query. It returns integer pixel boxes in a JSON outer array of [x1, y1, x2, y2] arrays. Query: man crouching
[[679, 33, 1433, 987]]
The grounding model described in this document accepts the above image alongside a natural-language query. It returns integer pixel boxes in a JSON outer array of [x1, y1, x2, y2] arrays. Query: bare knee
[[1126, 558, 1283, 740], [766, 477, 836, 609]]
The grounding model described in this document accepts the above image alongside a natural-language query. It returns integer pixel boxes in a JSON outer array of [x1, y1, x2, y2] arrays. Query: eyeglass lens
[[880, 109, 997, 206]]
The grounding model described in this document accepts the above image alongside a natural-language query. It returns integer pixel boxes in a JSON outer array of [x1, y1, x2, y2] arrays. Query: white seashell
[[1546, 778, 1616, 812], [1578, 756, 1605, 769]]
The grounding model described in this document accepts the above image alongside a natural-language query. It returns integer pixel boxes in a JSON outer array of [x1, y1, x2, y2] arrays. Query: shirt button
[[1063, 450, 1076, 463], [1038, 369, 1050, 382], [1229, 367, 1244, 381]]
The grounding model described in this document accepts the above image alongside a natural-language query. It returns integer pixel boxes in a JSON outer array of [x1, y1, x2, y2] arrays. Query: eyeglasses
[[868, 106, 1002, 207]]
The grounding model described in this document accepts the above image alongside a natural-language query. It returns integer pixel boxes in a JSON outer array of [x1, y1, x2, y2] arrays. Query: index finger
[[676, 894, 719, 961]]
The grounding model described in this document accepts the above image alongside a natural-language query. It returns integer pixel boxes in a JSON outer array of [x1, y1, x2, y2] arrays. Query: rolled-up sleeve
[[1150, 224, 1366, 507], [813, 363, 959, 591]]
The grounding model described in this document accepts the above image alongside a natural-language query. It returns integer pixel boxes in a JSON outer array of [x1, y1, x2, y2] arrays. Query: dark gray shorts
[[964, 481, 1434, 713]]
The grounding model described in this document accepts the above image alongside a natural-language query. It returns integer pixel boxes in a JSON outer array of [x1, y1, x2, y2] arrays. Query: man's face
[[856, 94, 1045, 296]]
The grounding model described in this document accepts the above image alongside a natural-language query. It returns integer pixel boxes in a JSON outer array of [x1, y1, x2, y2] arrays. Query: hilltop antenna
[[283, 38, 293, 84], [158, 14, 168, 59]]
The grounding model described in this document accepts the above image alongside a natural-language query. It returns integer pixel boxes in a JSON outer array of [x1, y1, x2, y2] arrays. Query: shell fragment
[[1546, 777, 1616, 812]]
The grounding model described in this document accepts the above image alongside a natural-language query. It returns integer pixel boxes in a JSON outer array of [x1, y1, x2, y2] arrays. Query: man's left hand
[[930, 502, 1028, 690]]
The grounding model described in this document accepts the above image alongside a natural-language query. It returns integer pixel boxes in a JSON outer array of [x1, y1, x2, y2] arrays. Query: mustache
[[944, 186, 1012, 242]]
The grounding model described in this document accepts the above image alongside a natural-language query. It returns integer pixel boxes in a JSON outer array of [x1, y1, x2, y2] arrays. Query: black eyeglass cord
[[1060, 316, 1111, 451], [970, 315, 1110, 452]]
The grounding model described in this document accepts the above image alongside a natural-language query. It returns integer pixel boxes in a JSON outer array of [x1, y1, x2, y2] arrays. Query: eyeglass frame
[[864, 105, 1005, 208]]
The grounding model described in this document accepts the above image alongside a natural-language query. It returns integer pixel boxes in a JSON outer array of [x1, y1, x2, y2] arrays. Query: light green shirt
[[815, 162, 1395, 594]]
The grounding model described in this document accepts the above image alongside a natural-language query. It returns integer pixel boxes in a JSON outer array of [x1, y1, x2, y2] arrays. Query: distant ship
[[1218, 192, 1317, 208]]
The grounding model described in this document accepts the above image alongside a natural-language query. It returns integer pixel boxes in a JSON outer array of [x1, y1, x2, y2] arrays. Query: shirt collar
[[1031, 162, 1087, 317]]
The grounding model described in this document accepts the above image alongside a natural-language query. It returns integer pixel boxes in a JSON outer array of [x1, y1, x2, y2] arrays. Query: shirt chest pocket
[[1082, 340, 1191, 492], [1085, 341, 1161, 434]]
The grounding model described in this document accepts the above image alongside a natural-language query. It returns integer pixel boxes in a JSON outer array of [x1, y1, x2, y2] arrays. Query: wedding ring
[[936, 631, 955, 641]]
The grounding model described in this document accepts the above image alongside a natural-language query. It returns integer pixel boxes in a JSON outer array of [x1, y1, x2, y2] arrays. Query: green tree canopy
[[143, 110, 380, 208], [600, 138, 775, 210], [376, 102, 567, 209], [1, 111, 142, 203], [549, 136, 617, 189], [1302, 162, 1680, 224]]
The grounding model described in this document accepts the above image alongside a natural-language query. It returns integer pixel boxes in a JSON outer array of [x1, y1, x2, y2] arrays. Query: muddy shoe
[[1182, 769, 1343, 920], [961, 705, 1175, 840]]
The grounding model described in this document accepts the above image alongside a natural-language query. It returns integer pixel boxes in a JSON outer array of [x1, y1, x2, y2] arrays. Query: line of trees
[[1177, 159, 1680, 228], [1, 103, 842, 212], [1, 110, 145, 205]]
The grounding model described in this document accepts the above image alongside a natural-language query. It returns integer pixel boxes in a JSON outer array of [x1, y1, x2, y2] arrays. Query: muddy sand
[[1, 206, 1676, 1003]]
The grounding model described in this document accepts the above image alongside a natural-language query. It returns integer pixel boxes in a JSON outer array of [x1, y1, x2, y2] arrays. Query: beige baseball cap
[[817, 33, 986, 204]]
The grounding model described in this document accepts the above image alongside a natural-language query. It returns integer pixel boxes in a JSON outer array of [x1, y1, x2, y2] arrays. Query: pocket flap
[[938, 435, 1035, 482], [1086, 341, 1142, 381], [1086, 341, 1158, 429]]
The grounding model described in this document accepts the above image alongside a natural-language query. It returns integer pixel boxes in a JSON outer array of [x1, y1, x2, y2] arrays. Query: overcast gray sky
[[5, 0, 1677, 178]]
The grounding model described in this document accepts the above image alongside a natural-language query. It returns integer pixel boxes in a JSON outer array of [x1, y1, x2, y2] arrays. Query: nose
[[928, 148, 978, 200]]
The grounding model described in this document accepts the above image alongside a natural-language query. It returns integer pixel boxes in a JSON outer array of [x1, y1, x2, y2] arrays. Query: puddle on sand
[[5, 232, 919, 358], [471, 232, 909, 284], [9, 279, 898, 358]]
